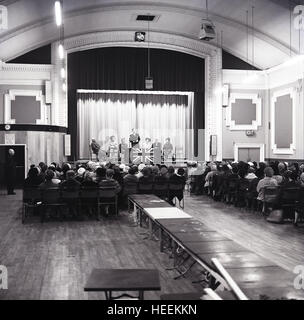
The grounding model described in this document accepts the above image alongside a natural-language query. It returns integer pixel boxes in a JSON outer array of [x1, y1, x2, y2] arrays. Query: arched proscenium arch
[[60, 31, 223, 161]]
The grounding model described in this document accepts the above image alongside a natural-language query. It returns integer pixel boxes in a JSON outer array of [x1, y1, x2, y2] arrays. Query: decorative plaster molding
[[271, 88, 296, 155], [226, 93, 262, 131], [234, 143, 265, 162], [0, 79, 45, 86], [4, 89, 47, 125], [0, 62, 53, 73]]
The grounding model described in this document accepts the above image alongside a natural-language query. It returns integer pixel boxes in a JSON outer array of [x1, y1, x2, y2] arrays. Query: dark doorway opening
[[0, 145, 26, 189]]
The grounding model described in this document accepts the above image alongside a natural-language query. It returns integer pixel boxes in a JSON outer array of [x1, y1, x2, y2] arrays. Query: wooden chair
[[22, 187, 42, 224], [279, 187, 299, 220], [168, 183, 185, 209], [98, 187, 118, 217], [123, 183, 138, 212], [226, 178, 239, 205], [61, 186, 81, 217], [80, 187, 99, 219], [153, 181, 168, 199], [262, 186, 280, 215], [138, 181, 154, 194], [41, 188, 64, 222]]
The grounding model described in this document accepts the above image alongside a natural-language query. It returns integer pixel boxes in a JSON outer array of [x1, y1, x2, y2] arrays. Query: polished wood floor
[[0, 190, 303, 300]]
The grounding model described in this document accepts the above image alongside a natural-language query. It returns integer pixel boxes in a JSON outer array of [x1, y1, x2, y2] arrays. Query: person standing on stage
[[152, 138, 162, 165], [90, 138, 101, 162], [108, 136, 118, 161], [129, 128, 140, 148], [163, 138, 174, 161], [142, 137, 152, 150], [119, 138, 129, 164], [6, 149, 17, 195]]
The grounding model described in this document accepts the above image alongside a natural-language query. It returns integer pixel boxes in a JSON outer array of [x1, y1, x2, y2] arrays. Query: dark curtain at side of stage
[[68, 47, 205, 160]]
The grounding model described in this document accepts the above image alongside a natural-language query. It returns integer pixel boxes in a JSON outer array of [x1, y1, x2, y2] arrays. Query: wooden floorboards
[[185, 194, 304, 272], [0, 190, 303, 300]]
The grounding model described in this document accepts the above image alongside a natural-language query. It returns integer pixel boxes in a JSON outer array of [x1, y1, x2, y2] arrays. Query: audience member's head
[[248, 167, 256, 174], [128, 167, 137, 175], [264, 167, 274, 178], [96, 167, 107, 178], [66, 170, 76, 180], [28, 167, 39, 178], [39, 162, 47, 173], [177, 168, 185, 176], [62, 163, 71, 173], [151, 166, 159, 176], [160, 166, 168, 176], [168, 166, 175, 175], [45, 169, 55, 181], [106, 169, 114, 179], [132, 165, 138, 173], [77, 167, 86, 177], [142, 167, 151, 177], [283, 170, 294, 181]]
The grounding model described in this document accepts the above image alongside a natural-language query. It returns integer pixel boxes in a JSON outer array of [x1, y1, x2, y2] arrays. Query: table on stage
[[84, 269, 161, 300]]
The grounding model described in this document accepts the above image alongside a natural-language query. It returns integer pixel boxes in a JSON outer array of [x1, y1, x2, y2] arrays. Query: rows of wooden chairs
[[22, 186, 118, 224], [205, 175, 304, 223], [262, 186, 304, 218]]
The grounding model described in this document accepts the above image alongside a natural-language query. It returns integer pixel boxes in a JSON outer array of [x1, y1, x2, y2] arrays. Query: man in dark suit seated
[[168, 168, 186, 205], [99, 169, 121, 216], [60, 170, 81, 219]]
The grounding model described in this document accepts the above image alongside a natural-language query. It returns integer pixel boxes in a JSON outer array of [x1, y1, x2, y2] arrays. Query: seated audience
[[167, 166, 175, 179], [24, 167, 44, 187], [99, 169, 122, 216], [39, 170, 60, 190], [95, 167, 107, 184], [245, 167, 258, 181], [168, 168, 186, 205], [256, 167, 278, 201], [75, 167, 86, 183], [124, 167, 139, 185]]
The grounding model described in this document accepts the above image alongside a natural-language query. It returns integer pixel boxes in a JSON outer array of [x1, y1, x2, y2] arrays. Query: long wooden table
[[129, 194, 304, 300]]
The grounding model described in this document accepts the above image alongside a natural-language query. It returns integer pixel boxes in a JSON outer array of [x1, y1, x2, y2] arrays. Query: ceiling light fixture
[[55, 1, 62, 27]]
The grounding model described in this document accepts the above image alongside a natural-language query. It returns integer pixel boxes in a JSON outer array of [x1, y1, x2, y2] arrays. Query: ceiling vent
[[132, 14, 160, 23], [136, 15, 156, 21]]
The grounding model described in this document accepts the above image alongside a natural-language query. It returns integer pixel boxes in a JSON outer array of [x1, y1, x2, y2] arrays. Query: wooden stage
[[0, 190, 304, 300]]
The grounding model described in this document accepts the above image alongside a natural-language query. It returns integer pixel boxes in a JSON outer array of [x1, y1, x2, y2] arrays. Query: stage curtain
[[77, 92, 191, 160], [68, 47, 205, 160]]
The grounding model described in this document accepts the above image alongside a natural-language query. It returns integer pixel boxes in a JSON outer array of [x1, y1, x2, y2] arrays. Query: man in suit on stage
[[90, 138, 101, 162], [129, 129, 140, 148]]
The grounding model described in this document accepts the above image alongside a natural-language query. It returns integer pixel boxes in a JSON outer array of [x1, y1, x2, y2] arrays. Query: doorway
[[234, 143, 265, 163]]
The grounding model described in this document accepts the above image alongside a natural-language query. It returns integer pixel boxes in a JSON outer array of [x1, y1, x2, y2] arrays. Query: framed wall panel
[[271, 88, 296, 155], [226, 93, 262, 131], [4, 90, 47, 125]]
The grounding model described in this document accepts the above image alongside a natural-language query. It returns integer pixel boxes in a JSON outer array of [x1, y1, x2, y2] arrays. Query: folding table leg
[[139, 291, 144, 300]]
